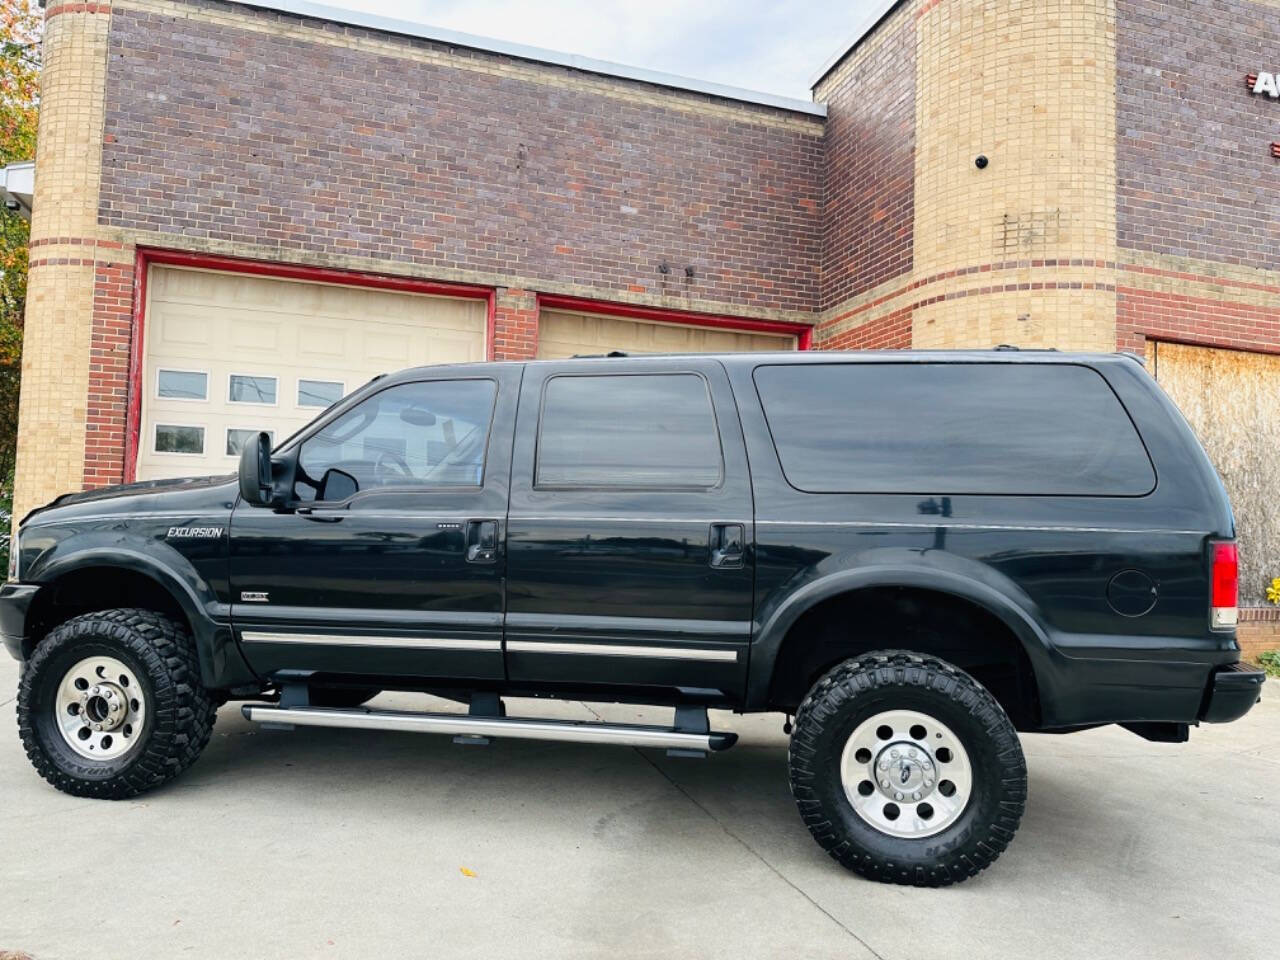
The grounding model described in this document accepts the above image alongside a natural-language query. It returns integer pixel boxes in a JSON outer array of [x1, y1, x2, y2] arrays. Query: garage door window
[[226, 428, 274, 457], [154, 424, 204, 455], [536, 373, 722, 489], [157, 369, 208, 401], [296, 378, 497, 500], [229, 374, 277, 405], [297, 379, 344, 409]]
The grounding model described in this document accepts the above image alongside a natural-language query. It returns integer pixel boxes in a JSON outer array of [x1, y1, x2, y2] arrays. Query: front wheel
[[17, 609, 218, 799], [788, 651, 1027, 886]]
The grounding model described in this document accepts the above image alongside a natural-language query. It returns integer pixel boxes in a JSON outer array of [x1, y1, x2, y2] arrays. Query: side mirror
[[238, 431, 275, 506], [317, 467, 358, 502]]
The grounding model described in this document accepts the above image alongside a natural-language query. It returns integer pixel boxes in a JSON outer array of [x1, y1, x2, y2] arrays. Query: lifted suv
[[1, 351, 1264, 885]]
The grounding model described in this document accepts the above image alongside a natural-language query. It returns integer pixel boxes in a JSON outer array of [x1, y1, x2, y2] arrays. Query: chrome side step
[[241, 703, 738, 752]]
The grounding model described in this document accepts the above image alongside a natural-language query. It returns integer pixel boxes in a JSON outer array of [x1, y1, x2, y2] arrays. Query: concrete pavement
[[0, 651, 1275, 960]]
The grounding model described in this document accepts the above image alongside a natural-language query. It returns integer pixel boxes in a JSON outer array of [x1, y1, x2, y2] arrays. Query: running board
[[241, 704, 737, 753]]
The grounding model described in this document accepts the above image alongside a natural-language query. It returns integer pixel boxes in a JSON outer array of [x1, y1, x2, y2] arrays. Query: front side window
[[536, 373, 722, 488], [296, 378, 496, 501]]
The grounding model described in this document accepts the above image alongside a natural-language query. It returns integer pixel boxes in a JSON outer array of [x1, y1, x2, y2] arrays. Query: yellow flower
[[1268, 578, 1280, 606]]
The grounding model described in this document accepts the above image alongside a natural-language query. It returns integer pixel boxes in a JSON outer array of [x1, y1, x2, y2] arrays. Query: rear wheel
[[17, 609, 218, 799], [788, 651, 1026, 886]]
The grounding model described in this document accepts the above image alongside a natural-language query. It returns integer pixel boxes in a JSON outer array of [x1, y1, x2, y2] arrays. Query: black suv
[[1, 351, 1263, 885]]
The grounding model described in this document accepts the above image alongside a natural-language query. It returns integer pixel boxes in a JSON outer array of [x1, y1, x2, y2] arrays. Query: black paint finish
[[2, 351, 1255, 732]]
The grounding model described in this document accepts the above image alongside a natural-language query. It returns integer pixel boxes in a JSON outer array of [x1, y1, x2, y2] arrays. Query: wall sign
[[1245, 75, 1280, 157], [1249, 72, 1279, 98]]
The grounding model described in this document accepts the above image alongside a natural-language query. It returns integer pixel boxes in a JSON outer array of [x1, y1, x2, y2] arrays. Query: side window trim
[[532, 370, 726, 492], [752, 360, 1157, 498], [295, 376, 500, 505]]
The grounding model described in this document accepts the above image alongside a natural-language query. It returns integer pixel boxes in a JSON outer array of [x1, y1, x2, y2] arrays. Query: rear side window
[[753, 363, 1155, 496], [537, 373, 722, 488]]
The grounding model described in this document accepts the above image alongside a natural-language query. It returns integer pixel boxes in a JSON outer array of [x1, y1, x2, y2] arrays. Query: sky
[[327, 0, 885, 100]]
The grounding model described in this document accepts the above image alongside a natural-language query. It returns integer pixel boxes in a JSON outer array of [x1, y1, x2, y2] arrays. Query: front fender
[[23, 532, 251, 688], [745, 551, 1056, 710]]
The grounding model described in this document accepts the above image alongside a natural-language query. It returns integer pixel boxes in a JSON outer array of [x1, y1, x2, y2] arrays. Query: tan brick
[[13, 6, 112, 523]]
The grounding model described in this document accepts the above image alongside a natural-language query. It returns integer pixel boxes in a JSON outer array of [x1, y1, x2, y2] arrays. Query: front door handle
[[296, 506, 344, 523], [466, 519, 499, 563], [709, 522, 745, 569]]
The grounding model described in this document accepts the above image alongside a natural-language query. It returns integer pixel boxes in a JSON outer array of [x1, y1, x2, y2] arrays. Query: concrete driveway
[[1, 651, 1275, 960]]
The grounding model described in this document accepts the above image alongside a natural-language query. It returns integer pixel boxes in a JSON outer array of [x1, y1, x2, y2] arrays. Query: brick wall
[[1238, 610, 1280, 661], [814, 1, 915, 312], [98, 0, 824, 319], [12, 6, 114, 523], [1115, 0, 1280, 618], [84, 258, 134, 488], [1117, 0, 1280, 272]]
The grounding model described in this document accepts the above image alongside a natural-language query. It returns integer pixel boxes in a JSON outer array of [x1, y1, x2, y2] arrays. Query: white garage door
[[536, 308, 798, 359], [137, 266, 486, 480]]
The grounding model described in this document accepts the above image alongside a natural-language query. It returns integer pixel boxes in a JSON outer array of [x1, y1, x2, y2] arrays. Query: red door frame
[[124, 248, 497, 482], [535, 293, 813, 350]]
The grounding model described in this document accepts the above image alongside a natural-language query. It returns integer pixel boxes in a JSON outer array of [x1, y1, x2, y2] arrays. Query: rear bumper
[[0, 581, 38, 661], [1199, 661, 1265, 723]]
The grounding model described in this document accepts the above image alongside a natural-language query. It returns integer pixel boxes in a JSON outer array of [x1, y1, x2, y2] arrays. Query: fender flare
[[746, 564, 1054, 710], [27, 540, 247, 688]]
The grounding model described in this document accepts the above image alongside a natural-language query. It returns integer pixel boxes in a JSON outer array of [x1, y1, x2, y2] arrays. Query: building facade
[[15, 0, 1280, 639]]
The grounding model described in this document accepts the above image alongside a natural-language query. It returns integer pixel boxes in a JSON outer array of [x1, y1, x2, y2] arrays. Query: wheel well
[[23, 567, 191, 658], [767, 587, 1041, 729]]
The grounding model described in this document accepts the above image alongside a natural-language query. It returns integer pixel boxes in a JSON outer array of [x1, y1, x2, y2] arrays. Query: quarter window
[[154, 424, 204, 455], [297, 379, 344, 408], [536, 374, 722, 488], [753, 363, 1155, 496], [157, 369, 208, 400], [229, 374, 277, 405], [296, 378, 496, 500]]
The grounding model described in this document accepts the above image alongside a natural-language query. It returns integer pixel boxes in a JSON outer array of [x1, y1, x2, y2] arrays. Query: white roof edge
[[1, 161, 35, 221], [235, 0, 827, 118], [809, 0, 906, 90]]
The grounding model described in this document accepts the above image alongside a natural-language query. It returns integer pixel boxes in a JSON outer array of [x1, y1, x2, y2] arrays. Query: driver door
[[229, 366, 519, 683]]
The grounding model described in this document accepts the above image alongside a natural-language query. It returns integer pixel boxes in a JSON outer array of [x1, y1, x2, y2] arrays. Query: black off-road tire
[[17, 608, 218, 799], [788, 651, 1027, 887]]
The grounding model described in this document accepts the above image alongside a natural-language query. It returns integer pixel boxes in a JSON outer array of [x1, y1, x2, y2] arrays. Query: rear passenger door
[[504, 358, 753, 700]]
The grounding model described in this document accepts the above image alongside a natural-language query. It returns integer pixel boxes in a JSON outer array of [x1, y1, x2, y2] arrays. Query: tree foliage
[[0, 0, 39, 559]]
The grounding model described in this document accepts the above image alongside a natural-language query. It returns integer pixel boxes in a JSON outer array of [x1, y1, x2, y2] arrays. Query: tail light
[[1210, 541, 1238, 629]]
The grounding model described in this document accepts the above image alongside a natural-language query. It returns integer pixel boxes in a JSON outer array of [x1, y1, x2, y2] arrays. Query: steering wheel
[[374, 450, 413, 482]]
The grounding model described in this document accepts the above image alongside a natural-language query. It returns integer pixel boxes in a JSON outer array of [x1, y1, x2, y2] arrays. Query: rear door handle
[[466, 519, 499, 563], [709, 522, 745, 569]]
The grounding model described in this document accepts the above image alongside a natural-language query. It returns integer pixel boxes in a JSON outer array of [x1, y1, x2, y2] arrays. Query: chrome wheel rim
[[54, 655, 147, 762], [839, 708, 973, 839]]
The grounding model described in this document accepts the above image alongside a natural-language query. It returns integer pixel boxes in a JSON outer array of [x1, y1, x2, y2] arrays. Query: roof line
[[809, 0, 907, 90], [234, 0, 827, 118]]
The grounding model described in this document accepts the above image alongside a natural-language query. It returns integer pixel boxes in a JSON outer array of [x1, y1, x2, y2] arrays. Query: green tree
[[0, 0, 40, 568]]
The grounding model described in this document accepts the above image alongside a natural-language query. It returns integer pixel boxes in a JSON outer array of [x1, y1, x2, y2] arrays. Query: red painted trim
[[124, 250, 148, 483], [535, 293, 813, 349], [125, 248, 497, 480], [485, 291, 497, 361], [136, 249, 495, 302]]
